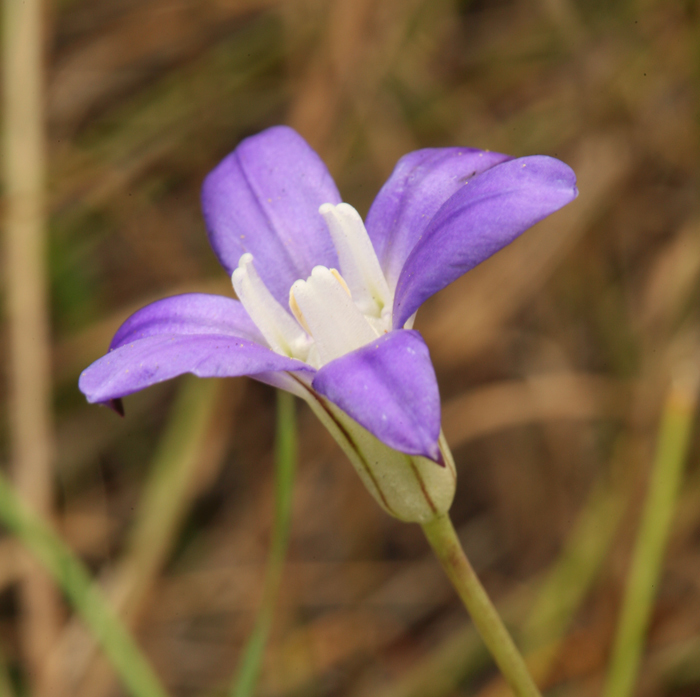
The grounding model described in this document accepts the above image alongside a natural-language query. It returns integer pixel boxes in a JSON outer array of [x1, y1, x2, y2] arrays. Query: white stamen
[[403, 311, 417, 330], [232, 253, 310, 360], [232, 201, 398, 369], [319, 203, 393, 318], [290, 266, 378, 365]]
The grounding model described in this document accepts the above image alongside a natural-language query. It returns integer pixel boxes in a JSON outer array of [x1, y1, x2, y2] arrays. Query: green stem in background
[[0, 643, 16, 697], [522, 461, 629, 651], [0, 470, 170, 697], [422, 513, 542, 697], [230, 390, 297, 697], [3, 0, 62, 687], [53, 376, 224, 696], [367, 453, 630, 697], [603, 367, 699, 697], [120, 377, 222, 617]]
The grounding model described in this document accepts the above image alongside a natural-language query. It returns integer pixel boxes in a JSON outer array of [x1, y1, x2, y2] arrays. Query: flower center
[[231, 203, 393, 369]]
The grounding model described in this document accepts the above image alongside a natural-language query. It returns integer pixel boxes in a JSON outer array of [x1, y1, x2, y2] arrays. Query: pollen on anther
[[330, 269, 352, 297], [289, 288, 311, 334]]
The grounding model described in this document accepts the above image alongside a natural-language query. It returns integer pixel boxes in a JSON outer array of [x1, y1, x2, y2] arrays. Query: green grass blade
[[603, 367, 699, 697], [59, 376, 224, 692], [230, 390, 297, 697], [0, 471, 170, 697], [121, 376, 222, 614], [522, 466, 628, 651], [0, 644, 16, 697]]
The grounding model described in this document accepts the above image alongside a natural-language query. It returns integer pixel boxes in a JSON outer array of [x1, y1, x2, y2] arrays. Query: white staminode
[[232, 253, 311, 360], [290, 266, 378, 365], [232, 203, 395, 369], [318, 203, 392, 321]]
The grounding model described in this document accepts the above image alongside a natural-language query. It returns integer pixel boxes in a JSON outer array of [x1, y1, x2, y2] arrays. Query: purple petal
[[110, 293, 266, 350], [312, 330, 441, 461], [201, 126, 341, 305], [79, 334, 313, 404], [392, 155, 578, 328], [365, 148, 511, 287], [81, 292, 313, 403]]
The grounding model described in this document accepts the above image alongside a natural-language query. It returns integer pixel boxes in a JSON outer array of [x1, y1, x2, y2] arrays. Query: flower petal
[[312, 330, 441, 461], [109, 293, 266, 349], [201, 126, 341, 304], [365, 147, 512, 288], [80, 334, 313, 404], [80, 292, 314, 403], [392, 155, 578, 329]]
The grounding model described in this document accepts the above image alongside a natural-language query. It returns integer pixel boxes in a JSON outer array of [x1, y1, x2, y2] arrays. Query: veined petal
[[392, 155, 578, 329], [80, 334, 313, 404], [312, 330, 441, 461], [365, 147, 511, 288], [109, 293, 265, 350], [201, 126, 341, 305]]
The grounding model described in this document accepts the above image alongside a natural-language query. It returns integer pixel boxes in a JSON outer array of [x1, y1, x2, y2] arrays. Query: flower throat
[[232, 203, 395, 369]]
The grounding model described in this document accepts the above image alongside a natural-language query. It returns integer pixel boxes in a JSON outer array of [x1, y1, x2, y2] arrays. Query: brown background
[[2, 0, 700, 695]]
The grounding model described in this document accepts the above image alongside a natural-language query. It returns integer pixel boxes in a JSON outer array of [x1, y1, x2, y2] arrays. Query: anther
[[330, 269, 352, 297], [289, 286, 311, 334]]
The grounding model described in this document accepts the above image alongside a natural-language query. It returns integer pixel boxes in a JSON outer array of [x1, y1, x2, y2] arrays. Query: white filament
[[319, 203, 393, 319]]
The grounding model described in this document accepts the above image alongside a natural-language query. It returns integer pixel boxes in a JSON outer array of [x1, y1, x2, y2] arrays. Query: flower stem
[[421, 513, 542, 697], [3, 0, 61, 690], [603, 366, 698, 697], [230, 390, 297, 697]]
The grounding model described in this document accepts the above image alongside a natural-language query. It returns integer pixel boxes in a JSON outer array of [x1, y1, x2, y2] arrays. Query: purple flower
[[80, 126, 577, 522]]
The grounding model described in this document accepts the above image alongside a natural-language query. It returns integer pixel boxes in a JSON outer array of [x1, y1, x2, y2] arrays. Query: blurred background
[[2, 0, 700, 695]]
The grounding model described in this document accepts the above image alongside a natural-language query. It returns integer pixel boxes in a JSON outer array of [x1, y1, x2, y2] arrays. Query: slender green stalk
[[0, 470, 170, 697], [120, 377, 222, 616], [603, 367, 699, 697], [3, 0, 61, 688], [230, 391, 297, 697], [422, 513, 542, 697], [0, 644, 16, 697], [56, 377, 223, 696], [522, 468, 628, 650], [366, 465, 628, 697]]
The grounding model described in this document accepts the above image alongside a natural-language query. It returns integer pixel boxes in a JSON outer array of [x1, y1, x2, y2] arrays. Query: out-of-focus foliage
[[2, 0, 700, 695]]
